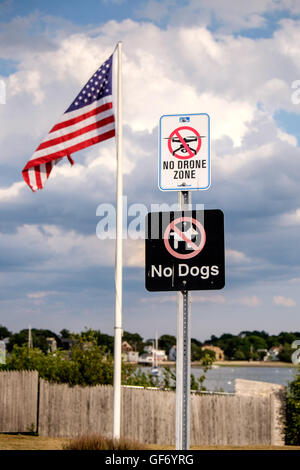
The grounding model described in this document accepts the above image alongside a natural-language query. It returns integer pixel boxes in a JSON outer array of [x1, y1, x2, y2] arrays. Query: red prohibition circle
[[163, 216, 206, 259], [168, 126, 202, 160]]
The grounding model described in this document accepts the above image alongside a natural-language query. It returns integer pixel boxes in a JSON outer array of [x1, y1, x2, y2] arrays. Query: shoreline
[[209, 360, 297, 368], [135, 360, 297, 368]]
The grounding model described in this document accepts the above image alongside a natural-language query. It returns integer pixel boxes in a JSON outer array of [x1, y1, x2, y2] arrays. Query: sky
[[0, 0, 300, 342]]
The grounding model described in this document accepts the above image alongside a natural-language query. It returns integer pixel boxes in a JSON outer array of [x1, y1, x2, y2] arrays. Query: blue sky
[[1, 0, 300, 342]]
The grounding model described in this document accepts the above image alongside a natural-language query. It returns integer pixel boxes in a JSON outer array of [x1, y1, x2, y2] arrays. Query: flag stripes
[[22, 54, 115, 191]]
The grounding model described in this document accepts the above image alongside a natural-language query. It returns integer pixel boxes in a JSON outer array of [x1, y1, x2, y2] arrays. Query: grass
[[0, 433, 67, 450], [0, 434, 300, 450], [62, 434, 147, 450]]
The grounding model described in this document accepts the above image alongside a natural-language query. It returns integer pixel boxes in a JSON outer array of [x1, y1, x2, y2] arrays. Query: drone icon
[[165, 134, 205, 156]]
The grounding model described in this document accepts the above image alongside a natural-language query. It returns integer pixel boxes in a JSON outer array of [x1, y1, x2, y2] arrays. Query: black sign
[[145, 210, 225, 291]]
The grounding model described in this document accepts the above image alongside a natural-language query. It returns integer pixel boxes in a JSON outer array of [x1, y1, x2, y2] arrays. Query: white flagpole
[[113, 41, 123, 440]]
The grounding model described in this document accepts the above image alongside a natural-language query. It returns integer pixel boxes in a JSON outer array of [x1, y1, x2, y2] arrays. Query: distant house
[[169, 345, 176, 361], [126, 351, 139, 363], [46, 337, 57, 353], [138, 353, 153, 365], [122, 341, 133, 353], [202, 345, 224, 361], [138, 345, 168, 364]]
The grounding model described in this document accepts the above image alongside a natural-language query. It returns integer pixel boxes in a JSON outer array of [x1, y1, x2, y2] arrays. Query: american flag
[[22, 54, 115, 191]]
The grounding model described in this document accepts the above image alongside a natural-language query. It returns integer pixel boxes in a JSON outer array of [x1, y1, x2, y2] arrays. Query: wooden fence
[[0, 371, 38, 433], [0, 371, 285, 445]]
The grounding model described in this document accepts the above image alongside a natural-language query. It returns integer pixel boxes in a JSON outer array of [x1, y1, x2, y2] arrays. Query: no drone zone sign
[[145, 210, 225, 291], [158, 113, 210, 191]]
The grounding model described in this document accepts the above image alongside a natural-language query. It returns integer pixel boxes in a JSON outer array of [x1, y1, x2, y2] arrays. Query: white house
[[127, 351, 139, 363], [139, 345, 168, 364]]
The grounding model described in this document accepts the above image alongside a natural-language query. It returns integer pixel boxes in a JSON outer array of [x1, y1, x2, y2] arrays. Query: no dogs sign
[[158, 113, 210, 191], [145, 210, 225, 291]]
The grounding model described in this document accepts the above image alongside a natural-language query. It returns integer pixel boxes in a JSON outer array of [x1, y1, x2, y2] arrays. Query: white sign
[[158, 113, 210, 191]]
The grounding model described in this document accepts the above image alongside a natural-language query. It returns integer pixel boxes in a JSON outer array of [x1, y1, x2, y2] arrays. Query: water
[[141, 365, 297, 393], [190, 366, 296, 393]]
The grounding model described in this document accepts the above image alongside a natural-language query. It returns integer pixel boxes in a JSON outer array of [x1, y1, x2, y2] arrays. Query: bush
[[285, 366, 300, 445], [1, 331, 135, 387], [0, 329, 213, 391], [63, 433, 147, 450]]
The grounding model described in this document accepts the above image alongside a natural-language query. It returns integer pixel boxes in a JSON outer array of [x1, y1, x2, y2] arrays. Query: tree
[[191, 342, 202, 361], [278, 332, 299, 346], [285, 366, 300, 445], [7, 329, 62, 353], [234, 350, 246, 360], [191, 338, 202, 347], [122, 331, 145, 353], [0, 325, 11, 340], [79, 328, 114, 353], [97, 332, 114, 353], [157, 335, 176, 354], [60, 329, 71, 338], [247, 335, 268, 350], [239, 330, 269, 340], [191, 353, 214, 391], [278, 343, 293, 363], [2, 330, 134, 387]]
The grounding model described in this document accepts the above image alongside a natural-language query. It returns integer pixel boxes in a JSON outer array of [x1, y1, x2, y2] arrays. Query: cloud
[[0, 181, 25, 202], [192, 294, 226, 304], [140, 293, 261, 308], [137, 0, 300, 34], [27, 290, 60, 299], [277, 128, 297, 146], [233, 296, 261, 307], [2, 8, 300, 337], [141, 294, 177, 303], [273, 295, 296, 307], [124, 240, 144, 267], [226, 249, 251, 265], [279, 208, 300, 226]]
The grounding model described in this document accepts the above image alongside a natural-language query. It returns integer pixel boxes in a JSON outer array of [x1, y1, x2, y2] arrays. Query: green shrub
[[0, 331, 135, 387], [285, 366, 300, 445]]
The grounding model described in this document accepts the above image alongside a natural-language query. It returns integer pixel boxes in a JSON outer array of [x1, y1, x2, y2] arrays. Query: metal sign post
[[149, 111, 221, 451], [176, 190, 191, 450]]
